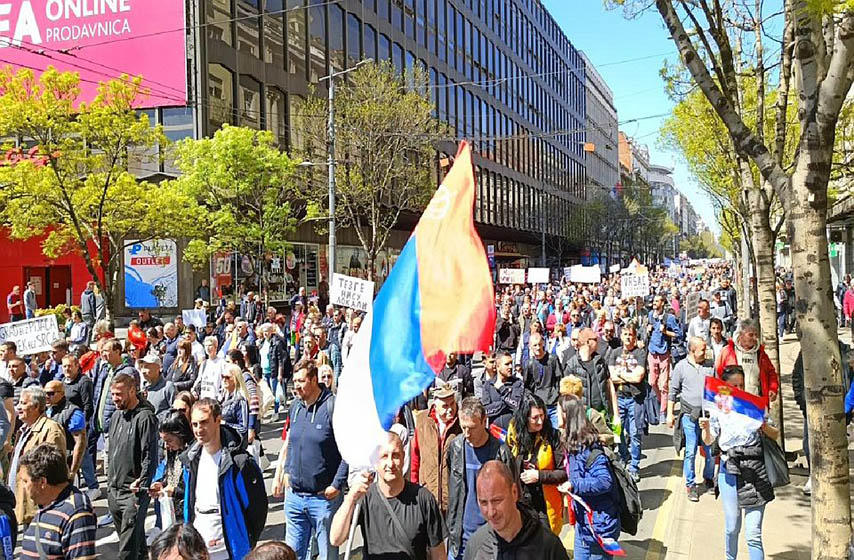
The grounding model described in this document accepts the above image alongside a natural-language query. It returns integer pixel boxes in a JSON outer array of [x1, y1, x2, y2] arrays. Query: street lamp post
[[318, 59, 372, 280]]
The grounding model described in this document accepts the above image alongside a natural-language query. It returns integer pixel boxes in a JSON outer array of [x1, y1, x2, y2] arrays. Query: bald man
[[464, 461, 569, 559], [45, 380, 87, 481]]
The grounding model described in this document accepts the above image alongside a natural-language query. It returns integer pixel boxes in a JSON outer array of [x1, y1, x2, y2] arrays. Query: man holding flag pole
[[332, 141, 497, 557]]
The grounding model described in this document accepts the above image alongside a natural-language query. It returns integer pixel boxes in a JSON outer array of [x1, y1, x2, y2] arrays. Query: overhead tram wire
[[68, 0, 346, 53]]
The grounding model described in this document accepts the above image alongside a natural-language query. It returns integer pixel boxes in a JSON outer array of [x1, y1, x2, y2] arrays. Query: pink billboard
[[0, 0, 187, 108]]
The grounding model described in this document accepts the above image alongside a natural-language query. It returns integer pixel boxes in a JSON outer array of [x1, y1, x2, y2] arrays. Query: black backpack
[[586, 446, 643, 536]]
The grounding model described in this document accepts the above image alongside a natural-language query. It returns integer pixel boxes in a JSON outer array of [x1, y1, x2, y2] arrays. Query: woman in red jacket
[[714, 318, 779, 402]]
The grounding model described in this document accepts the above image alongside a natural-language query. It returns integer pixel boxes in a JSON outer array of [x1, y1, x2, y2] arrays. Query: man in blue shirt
[[647, 294, 683, 422], [272, 360, 347, 560]]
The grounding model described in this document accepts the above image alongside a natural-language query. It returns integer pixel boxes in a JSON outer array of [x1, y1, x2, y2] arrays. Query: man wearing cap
[[139, 354, 175, 422], [410, 386, 462, 515]]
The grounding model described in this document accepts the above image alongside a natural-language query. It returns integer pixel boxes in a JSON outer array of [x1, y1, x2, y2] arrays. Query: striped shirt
[[20, 484, 96, 559]]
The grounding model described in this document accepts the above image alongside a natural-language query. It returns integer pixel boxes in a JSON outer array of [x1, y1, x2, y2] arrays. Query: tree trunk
[[746, 184, 784, 446], [790, 157, 852, 559]]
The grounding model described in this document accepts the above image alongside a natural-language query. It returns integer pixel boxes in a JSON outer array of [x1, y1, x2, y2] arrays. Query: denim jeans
[[777, 312, 787, 339], [719, 462, 766, 560], [574, 535, 608, 560], [329, 344, 342, 379], [682, 414, 715, 487], [546, 405, 559, 430], [83, 425, 99, 490], [617, 395, 641, 473], [265, 371, 280, 413], [284, 488, 342, 560]]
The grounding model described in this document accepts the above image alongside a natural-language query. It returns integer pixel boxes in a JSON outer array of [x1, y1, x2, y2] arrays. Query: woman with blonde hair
[[220, 363, 249, 439], [559, 375, 614, 446]]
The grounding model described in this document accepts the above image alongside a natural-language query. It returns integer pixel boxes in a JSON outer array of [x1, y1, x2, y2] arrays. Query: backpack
[[586, 446, 642, 536]]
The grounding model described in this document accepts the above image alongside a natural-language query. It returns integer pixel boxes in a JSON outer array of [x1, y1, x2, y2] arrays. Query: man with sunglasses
[[44, 381, 88, 488]]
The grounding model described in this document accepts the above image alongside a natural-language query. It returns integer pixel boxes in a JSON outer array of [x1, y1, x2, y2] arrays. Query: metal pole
[[327, 80, 336, 280], [540, 183, 546, 267]]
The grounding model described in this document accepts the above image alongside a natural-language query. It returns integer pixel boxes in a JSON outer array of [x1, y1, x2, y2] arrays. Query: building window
[[264, 0, 285, 69], [446, 4, 455, 71], [288, 94, 305, 151], [308, 1, 327, 81], [236, 0, 261, 58], [266, 88, 287, 146], [426, 0, 435, 54], [404, 0, 415, 38], [392, 42, 404, 74], [239, 75, 261, 129], [162, 107, 193, 142], [347, 13, 361, 68], [379, 34, 391, 62], [416, 0, 425, 46], [392, 0, 403, 28], [329, 5, 345, 72], [287, 0, 307, 77], [208, 63, 234, 133], [378, 0, 389, 22], [364, 24, 377, 60], [207, 0, 233, 45], [436, 0, 445, 62]]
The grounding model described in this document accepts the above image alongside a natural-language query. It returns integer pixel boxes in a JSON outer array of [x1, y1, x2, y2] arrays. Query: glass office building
[[199, 0, 593, 274]]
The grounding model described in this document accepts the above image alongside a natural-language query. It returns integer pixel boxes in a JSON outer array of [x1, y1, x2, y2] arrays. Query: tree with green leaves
[[296, 61, 438, 280], [611, 0, 854, 552], [0, 67, 203, 320], [169, 124, 302, 299]]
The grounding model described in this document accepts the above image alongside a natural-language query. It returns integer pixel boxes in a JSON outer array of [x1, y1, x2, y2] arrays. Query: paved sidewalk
[[662, 330, 832, 560]]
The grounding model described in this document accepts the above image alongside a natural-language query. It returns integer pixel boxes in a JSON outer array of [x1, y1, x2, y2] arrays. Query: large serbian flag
[[703, 376, 766, 432], [334, 142, 496, 469]]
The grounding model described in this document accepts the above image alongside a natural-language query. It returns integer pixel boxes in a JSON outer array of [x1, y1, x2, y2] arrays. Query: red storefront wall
[[0, 230, 99, 323]]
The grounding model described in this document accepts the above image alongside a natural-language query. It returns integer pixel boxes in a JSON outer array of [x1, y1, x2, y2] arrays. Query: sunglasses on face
[[45, 391, 55, 397]]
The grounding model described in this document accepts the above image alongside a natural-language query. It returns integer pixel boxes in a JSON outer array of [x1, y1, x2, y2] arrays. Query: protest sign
[[621, 272, 650, 298], [331, 273, 375, 312], [498, 268, 526, 284], [684, 292, 701, 323], [182, 309, 207, 330], [610, 264, 621, 273], [527, 268, 550, 284], [569, 265, 601, 284], [0, 315, 59, 356]]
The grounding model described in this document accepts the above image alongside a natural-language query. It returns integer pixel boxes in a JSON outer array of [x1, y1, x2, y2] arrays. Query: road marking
[[645, 456, 683, 560]]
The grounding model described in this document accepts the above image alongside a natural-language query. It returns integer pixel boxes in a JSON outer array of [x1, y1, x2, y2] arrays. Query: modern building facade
[[582, 52, 619, 193], [0, 0, 620, 316]]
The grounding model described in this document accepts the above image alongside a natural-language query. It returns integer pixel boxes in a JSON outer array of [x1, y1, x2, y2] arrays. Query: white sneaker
[[270, 411, 279, 423], [85, 487, 101, 502], [803, 477, 812, 496]]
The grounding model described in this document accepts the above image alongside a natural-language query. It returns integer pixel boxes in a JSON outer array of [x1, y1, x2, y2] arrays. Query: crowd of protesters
[[0, 260, 793, 560]]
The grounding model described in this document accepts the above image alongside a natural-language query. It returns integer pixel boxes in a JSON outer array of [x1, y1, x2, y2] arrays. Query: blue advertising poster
[[124, 239, 178, 308]]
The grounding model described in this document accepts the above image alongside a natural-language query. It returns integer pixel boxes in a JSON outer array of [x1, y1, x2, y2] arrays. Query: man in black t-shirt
[[608, 323, 647, 482], [330, 432, 447, 560]]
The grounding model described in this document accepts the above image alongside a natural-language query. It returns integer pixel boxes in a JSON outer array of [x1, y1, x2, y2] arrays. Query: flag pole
[[343, 501, 361, 560]]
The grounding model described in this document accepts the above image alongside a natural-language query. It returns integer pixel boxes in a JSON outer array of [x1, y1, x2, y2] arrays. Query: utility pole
[[319, 59, 372, 280], [326, 79, 336, 280]]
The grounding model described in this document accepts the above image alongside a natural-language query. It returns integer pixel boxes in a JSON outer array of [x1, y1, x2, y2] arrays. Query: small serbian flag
[[489, 423, 507, 443], [567, 493, 626, 556], [703, 376, 766, 432], [333, 142, 496, 469]]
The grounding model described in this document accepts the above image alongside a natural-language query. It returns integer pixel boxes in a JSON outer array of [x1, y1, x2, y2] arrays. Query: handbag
[[258, 378, 275, 417], [159, 495, 176, 528], [760, 435, 790, 488], [250, 440, 271, 471]]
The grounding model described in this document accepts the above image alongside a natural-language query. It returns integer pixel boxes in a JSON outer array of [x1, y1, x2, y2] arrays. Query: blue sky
[[542, 0, 719, 235]]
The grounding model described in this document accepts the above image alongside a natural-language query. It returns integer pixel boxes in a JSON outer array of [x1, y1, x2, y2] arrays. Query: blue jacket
[[566, 446, 621, 543], [646, 311, 682, 355], [181, 425, 267, 560], [284, 387, 348, 492]]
